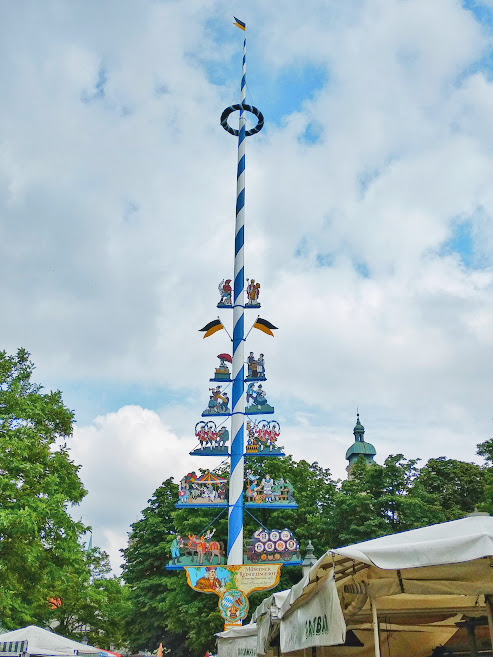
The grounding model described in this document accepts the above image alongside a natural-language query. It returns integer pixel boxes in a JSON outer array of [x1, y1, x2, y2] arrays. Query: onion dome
[[345, 413, 376, 467]]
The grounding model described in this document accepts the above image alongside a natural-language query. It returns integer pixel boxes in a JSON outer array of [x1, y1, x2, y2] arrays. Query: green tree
[[477, 438, 493, 515], [49, 547, 130, 650], [328, 455, 447, 546], [414, 456, 485, 519], [0, 348, 88, 628], [122, 478, 199, 657]]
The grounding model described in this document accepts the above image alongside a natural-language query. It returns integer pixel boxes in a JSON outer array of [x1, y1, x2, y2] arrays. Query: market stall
[[0, 626, 101, 657], [216, 623, 258, 657], [265, 514, 493, 657], [252, 590, 289, 656]]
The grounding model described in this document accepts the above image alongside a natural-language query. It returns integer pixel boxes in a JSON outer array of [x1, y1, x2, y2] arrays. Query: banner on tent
[[217, 633, 257, 657], [280, 572, 346, 653], [256, 612, 271, 656]]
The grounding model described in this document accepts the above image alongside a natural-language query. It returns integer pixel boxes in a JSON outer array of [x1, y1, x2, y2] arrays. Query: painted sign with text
[[185, 564, 282, 624]]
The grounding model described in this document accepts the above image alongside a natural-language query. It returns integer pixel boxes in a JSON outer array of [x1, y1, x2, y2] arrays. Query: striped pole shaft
[[228, 35, 247, 566]]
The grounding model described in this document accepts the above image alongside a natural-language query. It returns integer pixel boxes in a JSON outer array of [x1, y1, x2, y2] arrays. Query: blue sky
[[442, 221, 475, 267], [464, 0, 493, 30]]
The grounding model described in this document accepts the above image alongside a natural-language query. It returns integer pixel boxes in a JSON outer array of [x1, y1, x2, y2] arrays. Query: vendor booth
[[253, 590, 289, 656], [253, 514, 493, 657], [0, 626, 101, 657], [216, 623, 258, 657], [217, 590, 291, 657]]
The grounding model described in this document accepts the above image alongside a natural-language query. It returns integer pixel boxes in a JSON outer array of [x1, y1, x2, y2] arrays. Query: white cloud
[[1, 0, 493, 568], [72, 405, 205, 569]]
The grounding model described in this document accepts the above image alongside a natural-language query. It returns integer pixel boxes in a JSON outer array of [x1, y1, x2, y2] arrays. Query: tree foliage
[[0, 349, 128, 648], [48, 547, 130, 649], [327, 454, 448, 546], [0, 348, 88, 628], [414, 456, 485, 519], [122, 479, 198, 657], [477, 438, 493, 515]]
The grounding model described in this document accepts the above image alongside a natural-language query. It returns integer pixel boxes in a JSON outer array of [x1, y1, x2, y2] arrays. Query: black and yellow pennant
[[253, 317, 278, 337], [199, 319, 224, 339]]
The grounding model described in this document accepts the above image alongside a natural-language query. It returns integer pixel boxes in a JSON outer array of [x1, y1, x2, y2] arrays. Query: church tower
[[345, 412, 377, 477]]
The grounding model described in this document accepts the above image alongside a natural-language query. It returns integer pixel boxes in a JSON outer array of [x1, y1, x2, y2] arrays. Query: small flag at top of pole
[[233, 16, 246, 31]]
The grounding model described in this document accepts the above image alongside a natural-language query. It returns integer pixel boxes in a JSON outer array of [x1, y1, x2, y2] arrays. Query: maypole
[[217, 16, 265, 565], [168, 17, 301, 630], [228, 20, 248, 567]]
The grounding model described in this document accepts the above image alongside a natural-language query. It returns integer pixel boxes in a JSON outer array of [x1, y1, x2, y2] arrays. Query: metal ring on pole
[[220, 104, 264, 137]]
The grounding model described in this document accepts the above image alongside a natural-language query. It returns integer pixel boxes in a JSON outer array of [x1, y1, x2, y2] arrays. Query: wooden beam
[[485, 595, 493, 652], [371, 598, 381, 657]]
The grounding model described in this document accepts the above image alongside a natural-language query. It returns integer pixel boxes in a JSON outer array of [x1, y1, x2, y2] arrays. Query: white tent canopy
[[0, 626, 100, 657], [281, 515, 493, 617], [252, 515, 493, 657], [252, 590, 289, 623], [251, 590, 290, 656], [216, 624, 257, 657], [216, 625, 258, 640], [332, 514, 493, 569]]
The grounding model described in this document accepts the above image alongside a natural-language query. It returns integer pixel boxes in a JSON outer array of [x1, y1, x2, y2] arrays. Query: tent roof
[[216, 623, 257, 639], [271, 515, 493, 623], [330, 514, 493, 569], [0, 626, 100, 656], [251, 589, 289, 622]]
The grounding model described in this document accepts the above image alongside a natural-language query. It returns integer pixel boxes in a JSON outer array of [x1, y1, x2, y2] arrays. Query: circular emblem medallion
[[219, 589, 249, 623]]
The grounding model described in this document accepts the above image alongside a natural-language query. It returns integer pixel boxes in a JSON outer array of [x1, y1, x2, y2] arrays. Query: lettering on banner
[[280, 570, 346, 653], [237, 649, 256, 657], [305, 614, 329, 639]]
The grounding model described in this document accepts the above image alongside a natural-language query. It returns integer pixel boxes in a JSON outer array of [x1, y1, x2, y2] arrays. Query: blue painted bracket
[[244, 503, 298, 509], [201, 411, 231, 418], [166, 561, 302, 571], [175, 502, 228, 509], [190, 448, 230, 457]]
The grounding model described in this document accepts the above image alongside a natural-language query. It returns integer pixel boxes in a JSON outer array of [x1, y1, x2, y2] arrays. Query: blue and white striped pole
[[228, 33, 247, 566], [220, 18, 263, 566]]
